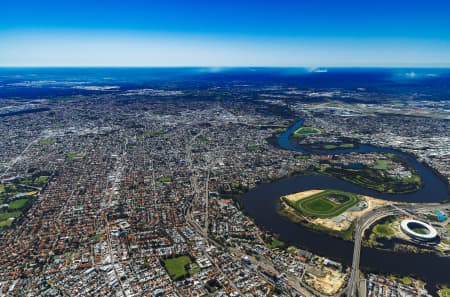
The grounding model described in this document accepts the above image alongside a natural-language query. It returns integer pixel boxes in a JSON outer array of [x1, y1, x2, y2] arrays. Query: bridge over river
[[241, 119, 450, 296]]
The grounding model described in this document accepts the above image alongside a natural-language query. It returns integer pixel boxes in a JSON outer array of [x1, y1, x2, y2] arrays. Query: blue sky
[[1, 0, 450, 67]]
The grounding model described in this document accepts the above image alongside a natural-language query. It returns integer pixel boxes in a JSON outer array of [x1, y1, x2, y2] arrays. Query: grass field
[[91, 231, 105, 241], [66, 153, 82, 159], [291, 190, 359, 218], [372, 159, 393, 170], [39, 138, 56, 145], [246, 145, 259, 152], [269, 239, 285, 249], [20, 177, 33, 185], [307, 143, 355, 150], [439, 286, 450, 297], [158, 177, 172, 183], [8, 198, 28, 210], [323, 143, 354, 149], [367, 217, 396, 247], [293, 126, 322, 137], [411, 227, 428, 235], [0, 184, 16, 196], [0, 211, 22, 221], [274, 127, 287, 133], [303, 198, 334, 212], [400, 276, 412, 285], [36, 176, 49, 183], [373, 223, 395, 237], [319, 164, 422, 194], [163, 256, 192, 280], [0, 220, 12, 227]]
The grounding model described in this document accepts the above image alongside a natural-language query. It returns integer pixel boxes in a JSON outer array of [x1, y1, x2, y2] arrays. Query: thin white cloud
[[1, 31, 450, 67]]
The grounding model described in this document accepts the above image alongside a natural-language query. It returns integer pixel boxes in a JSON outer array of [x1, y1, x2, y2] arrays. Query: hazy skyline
[[2, 0, 450, 67]]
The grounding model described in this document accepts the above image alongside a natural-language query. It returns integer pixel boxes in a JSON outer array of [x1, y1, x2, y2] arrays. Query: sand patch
[[284, 189, 325, 203]]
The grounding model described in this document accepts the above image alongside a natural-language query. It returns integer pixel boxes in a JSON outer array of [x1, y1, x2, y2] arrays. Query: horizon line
[[1, 65, 450, 69]]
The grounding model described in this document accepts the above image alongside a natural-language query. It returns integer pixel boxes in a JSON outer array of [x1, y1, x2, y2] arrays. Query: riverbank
[[279, 190, 393, 240], [241, 118, 450, 293]]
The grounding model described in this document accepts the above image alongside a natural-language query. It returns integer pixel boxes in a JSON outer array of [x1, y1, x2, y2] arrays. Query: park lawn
[[20, 177, 33, 185], [66, 153, 81, 159], [39, 138, 56, 145], [246, 145, 259, 152], [446, 224, 450, 233], [294, 190, 359, 218], [322, 143, 355, 150], [0, 220, 12, 227], [372, 159, 392, 170], [274, 127, 287, 133], [323, 144, 339, 149], [270, 239, 285, 249], [0, 185, 4, 194], [5, 184, 16, 192], [402, 174, 422, 184], [0, 211, 22, 221], [339, 143, 355, 148], [294, 126, 322, 137], [400, 276, 412, 286], [36, 176, 49, 183], [163, 256, 192, 280], [320, 164, 422, 194], [8, 198, 29, 210], [340, 222, 355, 241], [158, 177, 172, 183], [373, 223, 395, 238], [439, 286, 450, 297], [91, 231, 105, 241]]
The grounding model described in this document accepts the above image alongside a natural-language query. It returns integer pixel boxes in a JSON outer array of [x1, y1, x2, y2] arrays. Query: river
[[241, 119, 450, 294]]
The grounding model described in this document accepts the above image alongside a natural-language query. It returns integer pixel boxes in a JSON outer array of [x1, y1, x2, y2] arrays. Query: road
[[1, 138, 39, 180]]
